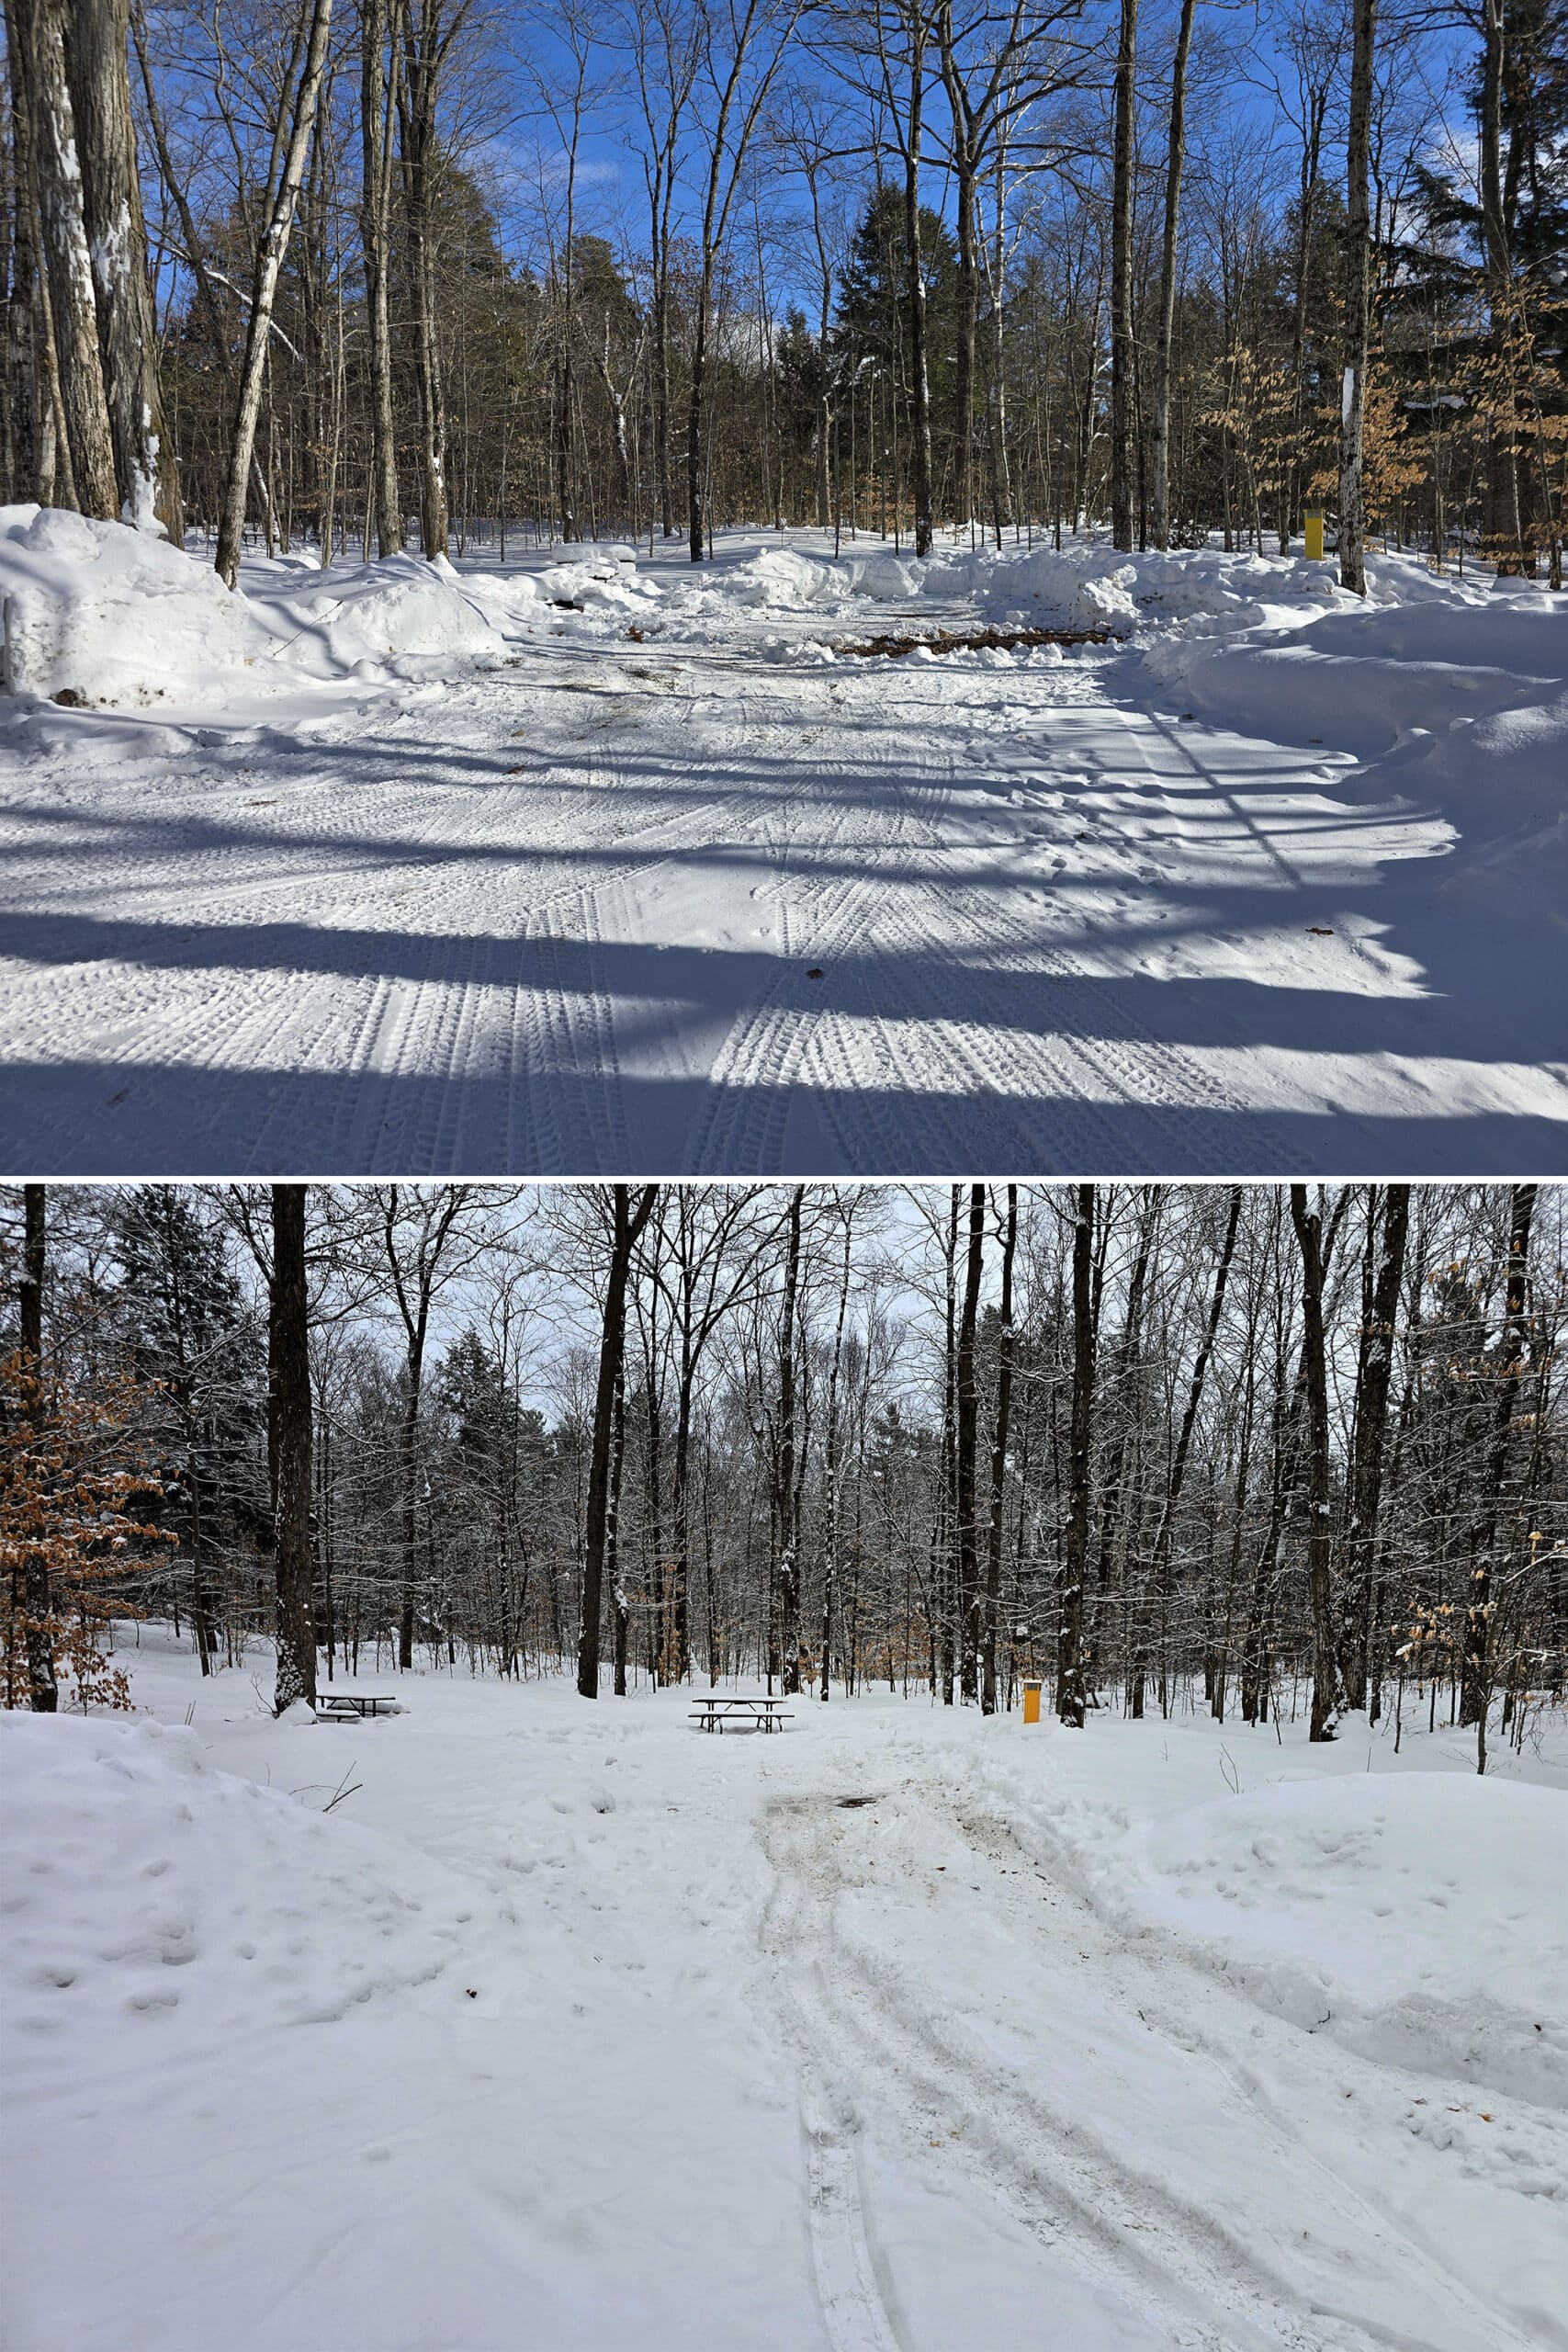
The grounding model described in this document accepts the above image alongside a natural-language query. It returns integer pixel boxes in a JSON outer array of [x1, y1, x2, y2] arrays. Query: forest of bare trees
[[2, 0, 1562, 581], [4, 1182, 1565, 1764]]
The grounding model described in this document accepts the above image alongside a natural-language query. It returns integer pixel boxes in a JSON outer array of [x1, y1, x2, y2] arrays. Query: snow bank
[[986, 1754, 1568, 2108], [0, 504, 272, 705], [246, 548, 523, 682], [0, 1710, 497, 2052]]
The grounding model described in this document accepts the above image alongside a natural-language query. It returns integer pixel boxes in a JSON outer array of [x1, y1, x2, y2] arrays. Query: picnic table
[[689, 1695, 793, 1735], [314, 1691, 400, 1722]]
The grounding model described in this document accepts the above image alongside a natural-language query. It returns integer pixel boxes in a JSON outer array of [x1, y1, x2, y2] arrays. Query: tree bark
[[1461, 1184, 1536, 1726], [1149, 0, 1195, 549], [270, 1184, 317, 1713], [1337, 0, 1377, 594], [1109, 0, 1139, 550], [19, 1184, 58, 1713], [214, 0, 333, 588], [776, 1189, 805, 1692], [1290, 1185, 1337, 1741], [1339, 1184, 1408, 1707], [955, 1183, 985, 1701], [359, 0, 403, 555], [19, 0, 117, 517], [578, 1187, 657, 1699], [981, 1184, 1016, 1714], [1057, 1184, 1094, 1725]]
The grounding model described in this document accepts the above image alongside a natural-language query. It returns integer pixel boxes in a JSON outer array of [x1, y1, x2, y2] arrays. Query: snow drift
[[1, 505, 273, 706]]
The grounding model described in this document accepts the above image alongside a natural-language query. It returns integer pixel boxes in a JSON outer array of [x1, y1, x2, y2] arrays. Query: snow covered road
[[6, 1649, 1564, 2352], [4, 526, 1564, 1174]]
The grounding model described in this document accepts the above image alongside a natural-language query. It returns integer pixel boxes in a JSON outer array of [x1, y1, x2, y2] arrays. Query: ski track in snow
[[3, 563, 1566, 1173], [759, 1770, 1550, 2352]]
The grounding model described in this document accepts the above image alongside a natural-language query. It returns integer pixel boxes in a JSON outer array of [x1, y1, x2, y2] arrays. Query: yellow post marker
[[1304, 508, 1325, 561], [1021, 1678, 1042, 1724]]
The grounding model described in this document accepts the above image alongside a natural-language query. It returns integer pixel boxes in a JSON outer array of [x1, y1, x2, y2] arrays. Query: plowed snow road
[[4, 584, 1564, 1172]]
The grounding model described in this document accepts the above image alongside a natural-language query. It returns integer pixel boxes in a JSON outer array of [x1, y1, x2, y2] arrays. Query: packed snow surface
[[2, 517, 1565, 1172], [3, 1635, 1565, 2352]]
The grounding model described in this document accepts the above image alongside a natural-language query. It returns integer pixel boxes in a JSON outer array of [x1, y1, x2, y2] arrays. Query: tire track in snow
[[761, 1792, 1485, 2352]]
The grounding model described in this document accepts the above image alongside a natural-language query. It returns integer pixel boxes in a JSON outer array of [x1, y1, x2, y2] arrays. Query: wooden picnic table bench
[[314, 1691, 400, 1722], [689, 1695, 793, 1734]]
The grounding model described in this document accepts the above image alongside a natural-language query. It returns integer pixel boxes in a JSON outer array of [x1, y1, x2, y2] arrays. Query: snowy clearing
[[3, 1635, 1565, 2352], [2, 517, 1565, 1175]]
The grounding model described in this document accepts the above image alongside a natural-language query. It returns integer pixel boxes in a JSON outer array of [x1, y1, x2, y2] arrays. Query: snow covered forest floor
[[2, 515, 1565, 1175], [3, 1632, 1564, 2352]]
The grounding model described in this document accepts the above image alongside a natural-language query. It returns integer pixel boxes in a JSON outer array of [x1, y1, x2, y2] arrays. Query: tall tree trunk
[[270, 1184, 317, 1713], [776, 1189, 805, 1692], [1149, 0, 1195, 550], [820, 1211, 854, 1701], [1477, 0, 1529, 573], [1337, 0, 1377, 594], [19, 1185, 58, 1713], [65, 0, 179, 533], [358, 0, 403, 555], [955, 1183, 984, 1701], [903, 28, 934, 557], [579, 1186, 658, 1699], [1461, 1184, 1536, 1726], [400, 1, 449, 561], [5, 4, 43, 502], [1057, 1184, 1094, 1725], [214, 0, 333, 588], [1290, 1185, 1338, 1741], [1148, 1186, 1241, 1702], [1339, 1184, 1408, 1707], [981, 1184, 1017, 1715], [19, 0, 117, 516], [1109, 0, 1139, 550]]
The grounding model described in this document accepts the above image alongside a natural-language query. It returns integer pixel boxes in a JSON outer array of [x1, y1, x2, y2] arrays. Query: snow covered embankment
[[971, 1742, 1568, 2111], [0, 506, 658, 713]]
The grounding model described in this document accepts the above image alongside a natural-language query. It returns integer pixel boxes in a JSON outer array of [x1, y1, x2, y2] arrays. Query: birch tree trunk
[[19, 0, 117, 517], [214, 0, 333, 589]]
